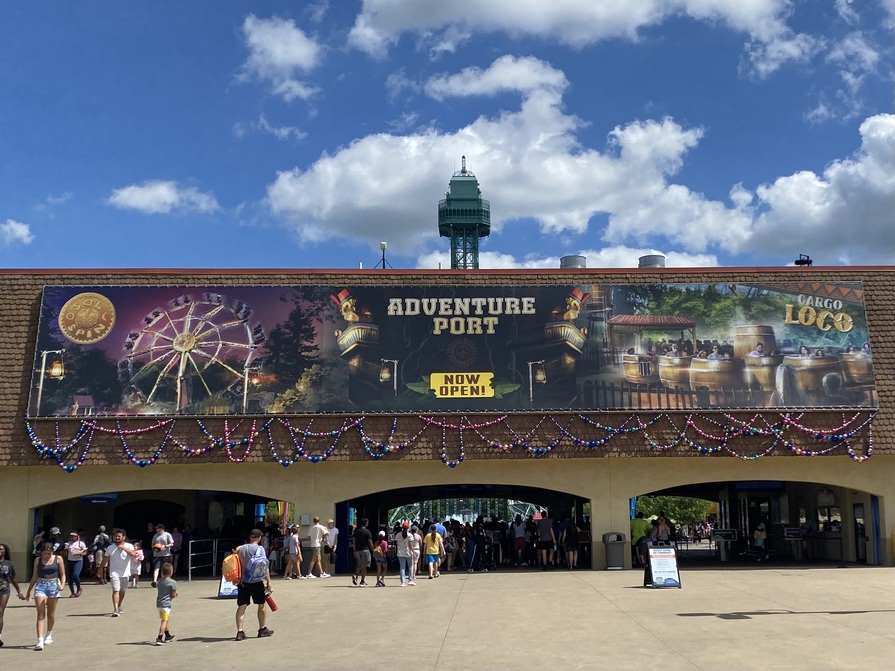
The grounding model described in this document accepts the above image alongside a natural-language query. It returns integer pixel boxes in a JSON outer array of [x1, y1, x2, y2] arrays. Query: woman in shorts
[[374, 531, 389, 587], [422, 525, 444, 579], [24, 542, 66, 651], [0, 543, 26, 647]]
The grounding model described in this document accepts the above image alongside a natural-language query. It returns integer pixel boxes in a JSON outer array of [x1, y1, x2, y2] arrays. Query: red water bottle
[[264, 588, 278, 612]]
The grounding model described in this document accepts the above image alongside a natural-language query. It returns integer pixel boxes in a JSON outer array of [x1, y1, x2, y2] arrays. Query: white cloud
[[747, 113, 895, 264], [424, 55, 568, 101], [348, 0, 818, 75], [1, 219, 34, 245], [106, 180, 220, 215], [835, 0, 860, 24], [266, 56, 893, 266], [415, 246, 719, 269], [236, 114, 306, 141], [239, 14, 323, 101], [385, 69, 420, 100]]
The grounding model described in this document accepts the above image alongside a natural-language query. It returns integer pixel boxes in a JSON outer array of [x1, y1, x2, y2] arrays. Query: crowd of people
[[347, 511, 589, 587]]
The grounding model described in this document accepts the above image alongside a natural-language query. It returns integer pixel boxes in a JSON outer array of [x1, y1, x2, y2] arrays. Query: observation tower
[[437, 156, 491, 269]]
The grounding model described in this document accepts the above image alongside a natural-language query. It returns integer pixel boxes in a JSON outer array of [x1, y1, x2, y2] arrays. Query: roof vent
[[560, 255, 587, 269], [638, 254, 666, 268]]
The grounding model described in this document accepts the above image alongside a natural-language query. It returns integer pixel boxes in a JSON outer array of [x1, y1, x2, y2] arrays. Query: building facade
[[1, 266, 892, 572]]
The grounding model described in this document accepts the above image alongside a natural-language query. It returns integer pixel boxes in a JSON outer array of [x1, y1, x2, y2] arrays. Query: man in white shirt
[[304, 517, 330, 579], [101, 528, 136, 617]]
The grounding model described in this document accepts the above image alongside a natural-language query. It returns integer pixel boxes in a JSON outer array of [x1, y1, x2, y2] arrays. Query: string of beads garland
[[25, 411, 875, 471]]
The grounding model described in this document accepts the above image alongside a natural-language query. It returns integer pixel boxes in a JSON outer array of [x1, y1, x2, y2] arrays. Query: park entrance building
[[1, 266, 892, 572]]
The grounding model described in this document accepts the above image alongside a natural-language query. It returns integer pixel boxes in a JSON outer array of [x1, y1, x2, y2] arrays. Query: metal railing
[[187, 538, 239, 582]]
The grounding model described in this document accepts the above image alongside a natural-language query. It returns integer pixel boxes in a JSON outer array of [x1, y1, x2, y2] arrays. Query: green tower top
[[437, 156, 491, 269]]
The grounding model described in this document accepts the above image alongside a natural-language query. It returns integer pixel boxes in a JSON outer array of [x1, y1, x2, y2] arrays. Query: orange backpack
[[222, 551, 242, 583]]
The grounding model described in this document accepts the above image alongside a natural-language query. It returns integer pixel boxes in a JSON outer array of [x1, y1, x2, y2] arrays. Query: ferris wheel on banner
[[120, 293, 265, 414]]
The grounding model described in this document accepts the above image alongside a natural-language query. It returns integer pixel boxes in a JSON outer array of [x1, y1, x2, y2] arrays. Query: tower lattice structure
[[437, 156, 491, 269]]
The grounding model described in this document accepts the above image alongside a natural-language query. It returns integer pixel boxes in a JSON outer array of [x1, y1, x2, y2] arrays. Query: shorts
[[426, 554, 439, 564], [158, 607, 171, 621], [153, 556, 172, 570], [538, 540, 553, 551], [109, 575, 130, 592], [565, 543, 579, 553], [354, 549, 371, 568], [374, 557, 388, 565], [311, 547, 322, 558], [236, 581, 266, 606], [33, 579, 60, 599], [514, 537, 526, 551]]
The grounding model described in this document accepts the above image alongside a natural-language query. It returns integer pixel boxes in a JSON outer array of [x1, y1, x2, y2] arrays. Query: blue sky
[[2, 1, 893, 270]]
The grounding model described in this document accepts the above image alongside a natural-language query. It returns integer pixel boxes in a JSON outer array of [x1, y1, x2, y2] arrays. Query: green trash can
[[602, 532, 626, 570]]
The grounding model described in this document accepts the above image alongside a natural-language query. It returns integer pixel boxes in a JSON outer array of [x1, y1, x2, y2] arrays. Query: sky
[[1, 1, 894, 271]]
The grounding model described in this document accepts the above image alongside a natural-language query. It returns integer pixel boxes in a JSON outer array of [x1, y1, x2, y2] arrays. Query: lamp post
[[527, 360, 546, 404], [242, 365, 261, 414], [380, 359, 399, 396], [35, 349, 65, 415]]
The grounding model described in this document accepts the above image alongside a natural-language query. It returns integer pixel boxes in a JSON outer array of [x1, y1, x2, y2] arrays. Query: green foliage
[[635, 496, 712, 524], [268, 349, 347, 413]]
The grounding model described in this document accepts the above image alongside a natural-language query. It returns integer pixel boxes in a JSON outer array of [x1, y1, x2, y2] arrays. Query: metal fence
[[186, 538, 239, 582]]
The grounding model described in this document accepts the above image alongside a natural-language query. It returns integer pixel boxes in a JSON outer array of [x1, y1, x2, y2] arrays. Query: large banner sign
[[29, 282, 876, 417]]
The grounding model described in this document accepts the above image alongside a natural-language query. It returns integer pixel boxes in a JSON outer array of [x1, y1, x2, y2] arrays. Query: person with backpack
[[92, 526, 110, 584], [234, 529, 273, 641]]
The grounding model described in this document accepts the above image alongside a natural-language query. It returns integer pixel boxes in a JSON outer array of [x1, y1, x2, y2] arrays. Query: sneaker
[[35, 640, 44, 651], [400, 582, 406, 587], [320, 572, 331, 578], [257, 627, 274, 638], [467, 568, 474, 573], [305, 574, 317, 579], [44, 633, 53, 645], [164, 632, 175, 642], [155, 637, 165, 646], [298, 575, 308, 580], [358, 581, 367, 587], [352, 575, 357, 585], [285, 576, 293, 580], [111, 610, 120, 617], [235, 631, 247, 642], [408, 580, 416, 586]]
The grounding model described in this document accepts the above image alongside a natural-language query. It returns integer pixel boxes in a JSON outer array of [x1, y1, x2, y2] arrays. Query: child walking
[[131, 542, 144, 588], [155, 562, 177, 645]]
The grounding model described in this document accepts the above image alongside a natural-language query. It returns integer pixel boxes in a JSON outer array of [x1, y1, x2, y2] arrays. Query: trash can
[[602, 532, 626, 570]]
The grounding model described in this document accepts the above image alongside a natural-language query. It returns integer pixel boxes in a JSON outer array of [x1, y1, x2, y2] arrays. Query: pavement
[[2, 565, 893, 671]]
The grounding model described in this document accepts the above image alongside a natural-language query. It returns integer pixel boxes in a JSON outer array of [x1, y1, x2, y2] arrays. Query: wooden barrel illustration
[[744, 355, 784, 389], [734, 325, 777, 360], [659, 356, 691, 390], [689, 357, 746, 391], [622, 353, 659, 385], [839, 353, 873, 386], [782, 355, 843, 399]]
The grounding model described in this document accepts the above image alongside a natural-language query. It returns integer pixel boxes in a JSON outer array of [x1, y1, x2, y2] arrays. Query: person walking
[[283, 525, 301, 579], [0, 543, 26, 648], [304, 517, 329, 579], [561, 518, 580, 570], [536, 510, 556, 570], [92, 526, 111, 584], [101, 528, 136, 616], [352, 518, 374, 587], [423, 525, 444, 579], [373, 531, 388, 587], [63, 532, 87, 597], [150, 524, 174, 587], [154, 562, 177, 645], [234, 529, 274, 641], [394, 522, 415, 586], [24, 542, 66, 651]]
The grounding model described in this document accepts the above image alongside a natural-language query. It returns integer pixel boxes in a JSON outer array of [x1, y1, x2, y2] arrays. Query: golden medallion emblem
[[58, 292, 116, 344]]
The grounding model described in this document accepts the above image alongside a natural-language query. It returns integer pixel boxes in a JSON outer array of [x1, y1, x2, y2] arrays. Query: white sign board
[[646, 546, 681, 588], [218, 576, 239, 598]]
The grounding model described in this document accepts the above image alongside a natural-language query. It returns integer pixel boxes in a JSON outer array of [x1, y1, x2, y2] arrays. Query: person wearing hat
[[63, 532, 87, 598], [394, 522, 416, 586], [47, 528, 63, 556], [150, 525, 174, 588], [234, 529, 273, 641], [92, 526, 111, 584]]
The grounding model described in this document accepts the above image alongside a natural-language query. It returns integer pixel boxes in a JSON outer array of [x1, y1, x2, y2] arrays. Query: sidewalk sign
[[644, 545, 681, 588], [218, 576, 239, 598]]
